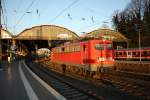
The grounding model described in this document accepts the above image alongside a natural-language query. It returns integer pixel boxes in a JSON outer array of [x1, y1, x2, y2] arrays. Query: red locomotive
[[114, 47, 150, 61], [50, 39, 114, 78]]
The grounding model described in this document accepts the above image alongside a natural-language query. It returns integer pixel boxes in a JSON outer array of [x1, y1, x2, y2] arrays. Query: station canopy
[[82, 28, 128, 42], [0, 28, 13, 39], [15, 25, 79, 40]]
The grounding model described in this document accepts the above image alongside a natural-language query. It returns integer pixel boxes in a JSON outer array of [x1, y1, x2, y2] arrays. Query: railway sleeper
[[62, 91, 79, 96]]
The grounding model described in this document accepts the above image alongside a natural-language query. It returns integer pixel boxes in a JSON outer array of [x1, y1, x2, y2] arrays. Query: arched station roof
[[15, 25, 79, 40], [82, 28, 128, 42], [0, 28, 13, 39]]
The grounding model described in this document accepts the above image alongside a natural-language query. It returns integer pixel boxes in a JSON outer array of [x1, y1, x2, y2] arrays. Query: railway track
[[103, 72, 150, 100], [41, 61, 148, 100], [26, 62, 102, 100]]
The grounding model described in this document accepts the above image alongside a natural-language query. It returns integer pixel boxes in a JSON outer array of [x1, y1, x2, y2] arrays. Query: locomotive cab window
[[95, 44, 103, 50], [106, 44, 112, 50]]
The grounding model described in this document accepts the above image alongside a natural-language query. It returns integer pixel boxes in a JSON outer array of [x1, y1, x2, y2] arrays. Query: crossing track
[[25, 61, 103, 100]]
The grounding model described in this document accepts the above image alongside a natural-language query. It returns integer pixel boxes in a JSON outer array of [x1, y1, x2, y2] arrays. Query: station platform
[[0, 60, 66, 100]]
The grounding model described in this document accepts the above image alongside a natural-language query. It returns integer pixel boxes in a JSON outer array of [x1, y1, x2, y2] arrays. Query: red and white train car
[[114, 47, 150, 61], [50, 39, 114, 76]]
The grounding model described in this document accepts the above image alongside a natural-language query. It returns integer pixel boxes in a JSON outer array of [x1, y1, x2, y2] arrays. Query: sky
[[1, 0, 131, 35]]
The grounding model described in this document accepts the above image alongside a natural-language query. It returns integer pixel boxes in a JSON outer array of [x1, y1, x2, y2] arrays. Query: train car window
[[73, 46, 75, 52], [117, 52, 120, 56], [106, 44, 112, 50], [133, 52, 136, 55], [74, 46, 76, 52], [61, 47, 65, 52], [65, 46, 69, 52], [143, 51, 147, 56], [56, 48, 58, 53], [135, 52, 138, 55], [55, 48, 58, 53], [74, 46, 76, 51], [69, 46, 74, 52], [137, 52, 140, 55], [95, 44, 103, 50], [58, 48, 61, 53], [78, 46, 80, 51], [123, 52, 126, 55], [69, 46, 71, 52], [70, 46, 72, 52], [128, 52, 132, 55], [147, 51, 150, 56], [119, 52, 122, 55]]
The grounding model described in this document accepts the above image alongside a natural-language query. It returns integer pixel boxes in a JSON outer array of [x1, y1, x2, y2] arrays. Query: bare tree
[[112, 0, 150, 47]]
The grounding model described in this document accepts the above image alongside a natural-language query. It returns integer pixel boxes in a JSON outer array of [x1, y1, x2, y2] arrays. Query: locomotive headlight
[[98, 57, 105, 61], [108, 57, 112, 60], [107, 57, 114, 61]]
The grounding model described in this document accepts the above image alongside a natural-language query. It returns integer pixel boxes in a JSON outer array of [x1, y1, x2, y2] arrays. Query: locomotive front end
[[89, 40, 114, 72]]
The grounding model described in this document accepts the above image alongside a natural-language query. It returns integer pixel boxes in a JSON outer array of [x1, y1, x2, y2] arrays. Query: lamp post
[[135, 24, 141, 62]]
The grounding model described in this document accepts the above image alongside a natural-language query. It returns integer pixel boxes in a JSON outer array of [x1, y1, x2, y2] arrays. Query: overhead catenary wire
[[16, 0, 22, 13], [77, 17, 112, 32], [14, 0, 36, 28], [1, 0, 7, 29], [50, 0, 80, 23]]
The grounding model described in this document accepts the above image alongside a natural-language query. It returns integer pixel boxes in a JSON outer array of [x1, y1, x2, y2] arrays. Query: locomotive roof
[[54, 39, 112, 48]]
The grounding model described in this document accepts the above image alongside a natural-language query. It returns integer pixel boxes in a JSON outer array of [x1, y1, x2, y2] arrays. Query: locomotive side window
[[71, 46, 74, 52], [95, 44, 103, 50], [65, 46, 69, 52], [75, 45, 80, 52]]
